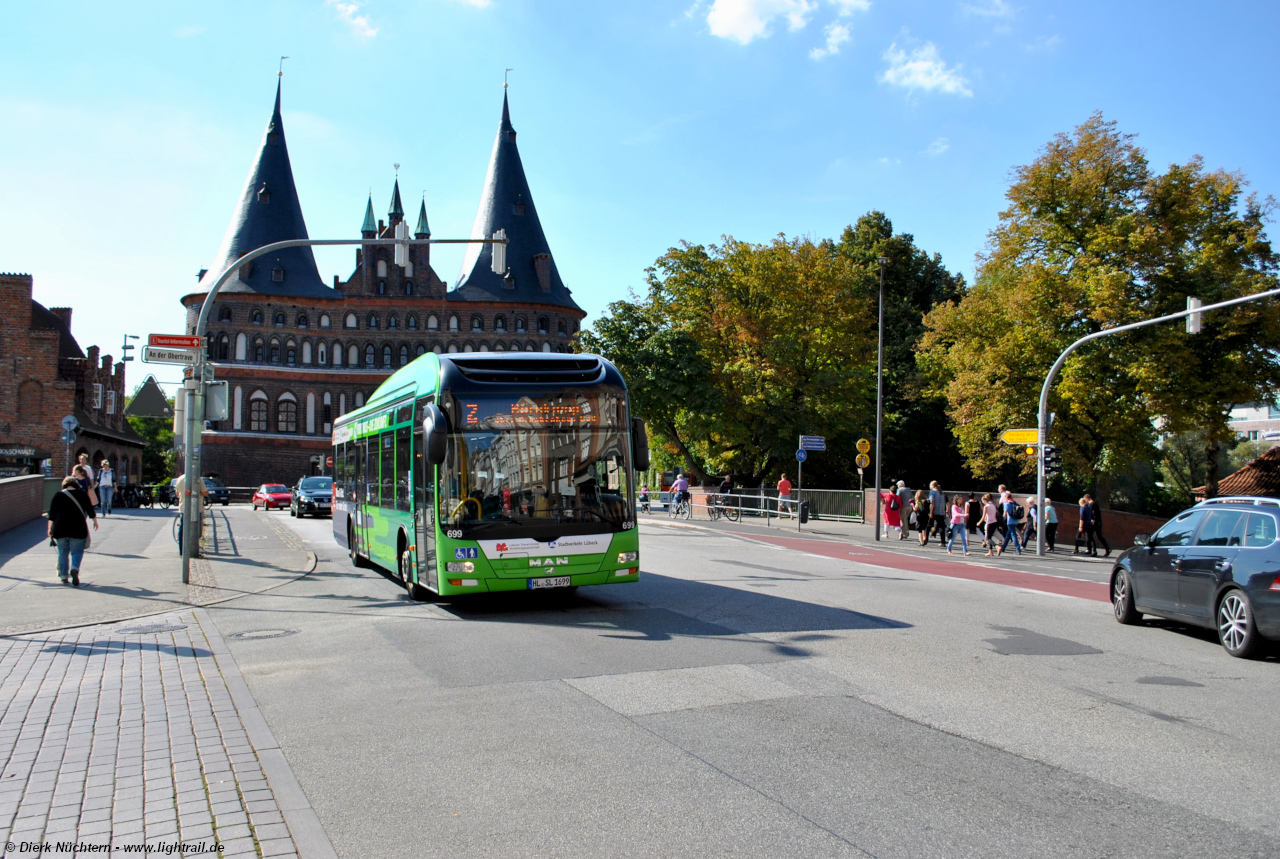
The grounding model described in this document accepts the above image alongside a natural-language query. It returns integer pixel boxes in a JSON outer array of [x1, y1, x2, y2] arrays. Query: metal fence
[[638, 487, 865, 524]]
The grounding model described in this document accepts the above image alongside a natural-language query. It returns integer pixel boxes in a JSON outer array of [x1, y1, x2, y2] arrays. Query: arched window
[[348, 345, 359, 366], [463, 344, 474, 353], [382, 344, 392, 367], [526, 343, 535, 352], [388, 315, 398, 330], [433, 345, 443, 355], [494, 315, 507, 332], [249, 391, 268, 432], [345, 313, 358, 329], [447, 344, 458, 353], [515, 316, 527, 333], [479, 344, 490, 352], [270, 340, 281, 364], [494, 342, 505, 351], [416, 344, 426, 357], [355, 392, 365, 408], [277, 396, 298, 433], [286, 340, 296, 365], [471, 315, 484, 332], [404, 282, 413, 296], [366, 345, 375, 367], [218, 335, 230, 360], [368, 313, 379, 329], [218, 306, 232, 322], [319, 314, 331, 329], [331, 342, 341, 366], [407, 315, 418, 330], [378, 281, 386, 295], [400, 345, 409, 365], [448, 315, 459, 332], [558, 319, 567, 335], [297, 313, 309, 329], [302, 341, 311, 364], [377, 259, 388, 278], [317, 342, 327, 365], [251, 310, 263, 325], [253, 338, 265, 363], [538, 316, 549, 334], [427, 315, 438, 331], [541, 342, 551, 353], [306, 393, 316, 434], [235, 333, 247, 361], [274, 312, 286, 327]]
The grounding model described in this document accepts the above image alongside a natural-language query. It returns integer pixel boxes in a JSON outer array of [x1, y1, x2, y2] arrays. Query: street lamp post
[[180, 234, 506, 584], [874, 256, 888, 541]]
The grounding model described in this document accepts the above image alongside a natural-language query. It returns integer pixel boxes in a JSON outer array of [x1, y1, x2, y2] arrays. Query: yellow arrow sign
[[1000, 428, 1039, 445]]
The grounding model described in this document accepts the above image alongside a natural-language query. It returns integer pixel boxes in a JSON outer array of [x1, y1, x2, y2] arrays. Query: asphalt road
[[206, 512, 1280, 858]]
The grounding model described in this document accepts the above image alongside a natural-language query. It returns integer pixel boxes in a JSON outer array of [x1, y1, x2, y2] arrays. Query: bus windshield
[[440, 389, 631, 537]]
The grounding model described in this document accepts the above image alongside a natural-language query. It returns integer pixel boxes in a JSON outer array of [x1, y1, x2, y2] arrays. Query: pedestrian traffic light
[[1043, 445, 1062, 476]]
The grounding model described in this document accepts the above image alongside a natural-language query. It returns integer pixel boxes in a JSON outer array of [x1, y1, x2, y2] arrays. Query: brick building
[[182, 84, 586, 487], [0, 273, 146, 480]]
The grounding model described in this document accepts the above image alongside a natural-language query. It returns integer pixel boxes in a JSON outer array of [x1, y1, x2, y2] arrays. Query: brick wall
[[0, 475, 45, 535]]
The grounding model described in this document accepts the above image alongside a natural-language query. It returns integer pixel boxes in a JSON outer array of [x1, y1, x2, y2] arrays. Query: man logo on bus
[[529, 557, 570, 567]]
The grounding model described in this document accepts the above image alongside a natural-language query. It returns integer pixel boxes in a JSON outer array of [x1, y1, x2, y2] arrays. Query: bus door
[[413, 426, 437, 591], [357, 436, 373, 559]]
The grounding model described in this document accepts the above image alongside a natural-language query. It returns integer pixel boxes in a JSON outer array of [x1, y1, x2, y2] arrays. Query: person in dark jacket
[[48, 475, 98, 587], [1084, 493, 1111, 556]]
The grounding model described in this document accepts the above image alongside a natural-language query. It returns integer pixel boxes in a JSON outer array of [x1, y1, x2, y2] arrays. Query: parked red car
[[252, 484, 292, 511]]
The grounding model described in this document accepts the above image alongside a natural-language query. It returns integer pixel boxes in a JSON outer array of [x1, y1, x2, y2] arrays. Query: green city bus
[[332, 353, 648, 598]]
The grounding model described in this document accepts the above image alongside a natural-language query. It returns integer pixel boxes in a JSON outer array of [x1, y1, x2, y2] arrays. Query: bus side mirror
[[631, 418, 650, 471], [422, 404, 448, 466]]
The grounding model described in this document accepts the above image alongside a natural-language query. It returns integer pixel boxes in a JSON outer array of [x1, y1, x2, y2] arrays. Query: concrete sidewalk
[[0, 507, 316, 638]]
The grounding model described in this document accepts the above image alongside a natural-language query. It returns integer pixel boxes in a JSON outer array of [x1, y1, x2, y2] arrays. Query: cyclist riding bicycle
[[639, 485, 651, 513], [671, 473, 690, 513]]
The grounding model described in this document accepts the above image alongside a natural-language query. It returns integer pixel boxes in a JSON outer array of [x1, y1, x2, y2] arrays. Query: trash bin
[[799, 501, 810, 524]]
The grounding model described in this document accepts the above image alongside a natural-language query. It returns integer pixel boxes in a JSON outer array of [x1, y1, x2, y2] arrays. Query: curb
[[194, 608, 340, 859]]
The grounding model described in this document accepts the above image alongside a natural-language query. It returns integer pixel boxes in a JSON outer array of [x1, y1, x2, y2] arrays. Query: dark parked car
[[202, 477, 230, 506], [290, 476, 333, 518], [1111, 496, 1280, 658]]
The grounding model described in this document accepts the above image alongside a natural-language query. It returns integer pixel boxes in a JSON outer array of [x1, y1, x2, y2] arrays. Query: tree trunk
[[1205, 437, 1221, 499], [1096, 471, 1112, 510], [661, 419, 707, 483]]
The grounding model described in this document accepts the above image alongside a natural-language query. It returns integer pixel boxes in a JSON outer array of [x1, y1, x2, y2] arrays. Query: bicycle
[[639, 495, 651, 515], [669, 494, 692, 520], [710, 494, 741, 522]]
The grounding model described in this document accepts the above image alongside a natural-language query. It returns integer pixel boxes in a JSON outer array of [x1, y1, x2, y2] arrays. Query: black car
[[202, 477, 230, 506], [1111, 496, 1280, 658], [291, 476, 333, 518]]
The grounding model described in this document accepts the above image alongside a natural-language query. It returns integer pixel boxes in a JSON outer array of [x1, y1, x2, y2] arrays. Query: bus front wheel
[[401, 549, 427, 602]]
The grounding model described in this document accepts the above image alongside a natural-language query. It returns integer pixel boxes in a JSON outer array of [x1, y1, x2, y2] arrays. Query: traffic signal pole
[[181, 234, 507, 584], [1034, 286, 1280, 557]]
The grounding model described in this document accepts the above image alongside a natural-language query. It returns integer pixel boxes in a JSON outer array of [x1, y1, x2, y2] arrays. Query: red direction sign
[[149, 333, 202, 348]]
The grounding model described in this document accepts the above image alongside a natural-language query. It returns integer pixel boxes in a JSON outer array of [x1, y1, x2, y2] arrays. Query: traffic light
[[1043, 445, 1062, 476]]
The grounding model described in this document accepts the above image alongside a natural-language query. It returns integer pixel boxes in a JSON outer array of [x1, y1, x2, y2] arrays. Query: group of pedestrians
[[881, 481, 1110, 558], [44, 453, 126, 588]]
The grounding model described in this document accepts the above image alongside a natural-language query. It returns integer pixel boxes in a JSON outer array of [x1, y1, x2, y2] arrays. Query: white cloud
[[327, 0, 377, 38], [706, 0, 817, 45], [809, 22, 850, 60], [831, 0, 871, 14], [452, 0, 492, 7], [173, 25, 205, 38], [684, 1, 704, 18], [879, 42, 973, 96], [962, 0, 1013, 17], [922, 137, 949, 156]]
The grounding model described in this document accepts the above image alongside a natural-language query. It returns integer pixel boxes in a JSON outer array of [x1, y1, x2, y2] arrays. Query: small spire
[[388, 178, 404, 218], [361, 194, 376, 234], [415, 197, 431, 238]]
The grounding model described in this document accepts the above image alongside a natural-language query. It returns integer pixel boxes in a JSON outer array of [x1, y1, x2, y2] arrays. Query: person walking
[[881, 488, 903, 539], [1023, 496, 1038, 547], [72, 464, 99, 509], [978, 493, 1000, 557], [1044, 499, 1059, 552], [947, 494, 970, 555], [776, 473, 792, 518], [48, 475, 98, 587], [1085, 493, 1111, 556], [928, 481, 947, 547], [97, 460, 115, 516], [966, 492, 981, 534], [896, 482, 912, 540], [77, 453, 95, 487], [1074, 497, 1096, 555], [997, 492, 1024, 556], [913, 489, 932, 546], [995, 485, 1009, 539]]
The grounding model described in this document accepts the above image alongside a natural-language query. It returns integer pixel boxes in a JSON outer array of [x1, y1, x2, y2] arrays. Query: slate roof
[[29, 301, 84, 359], [196, 82, 335, 300], [451, 93, 582, 313], [1199, 445, 1280, 498], [415, 199, 431, 238]]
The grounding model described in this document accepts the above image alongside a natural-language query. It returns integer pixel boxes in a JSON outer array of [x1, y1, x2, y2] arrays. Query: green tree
[[919, 113, 1280, 505], [126, 392, 175, 484]]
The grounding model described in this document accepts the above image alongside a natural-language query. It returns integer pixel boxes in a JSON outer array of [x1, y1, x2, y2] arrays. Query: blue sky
[[3, 0, 1278, 395]]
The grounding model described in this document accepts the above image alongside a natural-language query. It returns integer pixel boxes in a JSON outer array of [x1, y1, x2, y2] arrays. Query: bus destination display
[[459, 394, 620, 429]]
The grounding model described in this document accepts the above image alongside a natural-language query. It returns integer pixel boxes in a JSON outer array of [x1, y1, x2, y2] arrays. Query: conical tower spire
[[454, 92, 580, 311], [415, 198, 431, 238], [361, 195, 377, 236], [388, 179, 404, 220], [197, 81, 332, 298]]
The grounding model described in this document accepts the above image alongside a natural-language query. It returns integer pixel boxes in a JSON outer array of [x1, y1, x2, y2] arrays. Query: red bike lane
[[736, 531, 1111, 603]]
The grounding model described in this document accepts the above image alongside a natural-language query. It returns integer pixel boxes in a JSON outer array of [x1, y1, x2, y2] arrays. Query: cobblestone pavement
[[0, 608, 335, 858]]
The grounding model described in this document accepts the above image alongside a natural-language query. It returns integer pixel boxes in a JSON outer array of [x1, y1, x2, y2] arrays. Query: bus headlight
[[617, 551, 638, 564], [446, 562, 475, 573]]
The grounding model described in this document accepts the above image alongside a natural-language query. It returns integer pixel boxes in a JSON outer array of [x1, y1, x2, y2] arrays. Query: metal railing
[[635, 487, 865, 524]]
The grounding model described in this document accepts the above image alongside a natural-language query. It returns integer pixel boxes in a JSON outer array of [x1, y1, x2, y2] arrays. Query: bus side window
[[396, 426, 411, 512], [355, 441, 367, 503], [334, 442, 345, 497], [380, 431, 395, 509]]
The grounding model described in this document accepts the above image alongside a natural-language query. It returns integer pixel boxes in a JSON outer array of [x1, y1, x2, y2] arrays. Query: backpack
[[887, 495, 900, 511], [1012, 503, 1025, 521]]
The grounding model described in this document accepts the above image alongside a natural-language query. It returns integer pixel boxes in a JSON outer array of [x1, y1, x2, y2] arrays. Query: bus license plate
[[529, 576, 571, 590]]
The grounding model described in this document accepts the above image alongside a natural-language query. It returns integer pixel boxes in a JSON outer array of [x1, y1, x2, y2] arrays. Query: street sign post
[[61, 415, 79, 432], [795, 449, 807, 463], [855, 453, 870, 469], [143, 347, 199, 366], [1000, 428, 1038, 445], [148, 334, 203, 349], [799, 435, 826, 451], [61, 430, 76, 445], [856, 438, 871, 454]]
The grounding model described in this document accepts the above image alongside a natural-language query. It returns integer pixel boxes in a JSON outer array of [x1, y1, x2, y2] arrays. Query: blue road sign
[[795, 449, 808, 463], [799, 435, 826, 451]]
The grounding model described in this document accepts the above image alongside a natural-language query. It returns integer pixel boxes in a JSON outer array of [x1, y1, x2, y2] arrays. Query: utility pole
[[873, 256, 888, 540]]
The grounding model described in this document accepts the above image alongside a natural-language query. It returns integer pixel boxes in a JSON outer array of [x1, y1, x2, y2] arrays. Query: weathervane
[[279, 56, 289, 77], [505, 68, 513, 88], [394, 163, 400, 177]]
